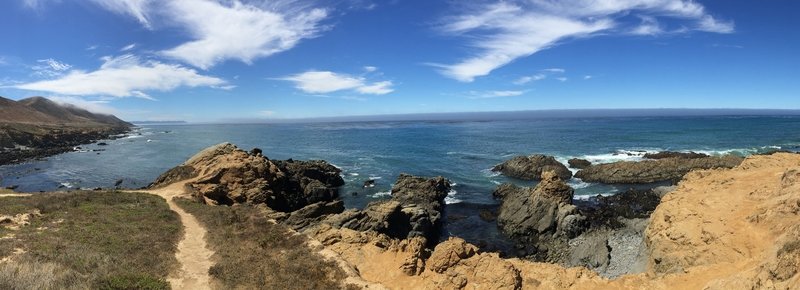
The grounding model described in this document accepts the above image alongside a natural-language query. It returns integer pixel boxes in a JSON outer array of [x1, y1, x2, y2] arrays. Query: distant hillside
[[0, 96, 131, 128], [0, 96, 132, 165]]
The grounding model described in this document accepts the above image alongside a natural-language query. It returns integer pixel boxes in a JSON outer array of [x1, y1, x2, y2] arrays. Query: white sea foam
[[568, 179, 591, 189], [349, 173, 360, 176], [573, 192, 615, 200], [481, 168, 501, 177], [577, 149, 662, 164], [372, 191, 391, 198], [445, 196, 463, 204], [445, 189, 462, 204], [368, 176, 382, 180], [60, 182, 74, 188]]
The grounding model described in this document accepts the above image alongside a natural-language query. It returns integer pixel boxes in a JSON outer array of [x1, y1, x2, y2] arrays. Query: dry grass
[[175, 198, 347, 290], [0, 191, 181, 289]]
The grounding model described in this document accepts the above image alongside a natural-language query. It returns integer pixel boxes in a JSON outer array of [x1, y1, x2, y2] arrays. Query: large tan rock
[[150, 143, 344, 212], [575, 155, 744, 184], [493, 155, 572, 180]]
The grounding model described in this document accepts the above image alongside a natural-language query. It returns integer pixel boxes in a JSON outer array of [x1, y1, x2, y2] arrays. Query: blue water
[[2, 115, 800, 210]]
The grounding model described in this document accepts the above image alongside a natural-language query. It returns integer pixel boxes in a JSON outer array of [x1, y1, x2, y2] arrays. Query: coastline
[[0, 123, 131, 166]]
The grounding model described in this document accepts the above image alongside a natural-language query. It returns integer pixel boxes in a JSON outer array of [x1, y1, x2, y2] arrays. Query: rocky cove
[[137, 142, 800, 288]]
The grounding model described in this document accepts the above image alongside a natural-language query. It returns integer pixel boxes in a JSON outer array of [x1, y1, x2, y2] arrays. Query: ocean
[[2, 114, 800, 210]]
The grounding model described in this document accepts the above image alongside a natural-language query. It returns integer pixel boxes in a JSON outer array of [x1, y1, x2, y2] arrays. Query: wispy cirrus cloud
[[514, 68, 566, 85], [88, 0, 153, 29], [15, 54, 226, 99], [279, 70, 394, 95], [120, 43, 137, 51], [436, 0, 734, 82], [31, 58, 72, 77]]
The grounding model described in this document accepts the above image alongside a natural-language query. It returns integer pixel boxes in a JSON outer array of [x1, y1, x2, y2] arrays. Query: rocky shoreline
[[152, 144, 722, 279], [0, 124, 131, 166], [53, 142, 793, 289]]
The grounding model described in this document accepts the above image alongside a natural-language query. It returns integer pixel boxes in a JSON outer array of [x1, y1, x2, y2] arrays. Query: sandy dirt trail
[[137, 182, 214, 290]]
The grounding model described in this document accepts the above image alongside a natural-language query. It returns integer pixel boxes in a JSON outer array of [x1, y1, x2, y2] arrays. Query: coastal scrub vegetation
[[0, 191, 181, 289], [175, 198, 347, 290]]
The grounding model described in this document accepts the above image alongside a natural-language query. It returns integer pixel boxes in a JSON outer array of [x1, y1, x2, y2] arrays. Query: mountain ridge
[[0, 96, 130, 128]]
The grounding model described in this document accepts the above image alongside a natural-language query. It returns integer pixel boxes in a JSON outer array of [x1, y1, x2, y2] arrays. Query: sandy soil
[[137, 182, 214, 290]]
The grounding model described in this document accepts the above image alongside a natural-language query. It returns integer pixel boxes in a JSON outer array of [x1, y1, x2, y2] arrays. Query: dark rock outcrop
[[574, 155, 744, 184], [643, 151, 708, 160], [492, 171, 583, 242], [492, 155, 572, 180], [492, 171, 666, 277], [568, 158, 592, 169], [324, 174, 451, 245]]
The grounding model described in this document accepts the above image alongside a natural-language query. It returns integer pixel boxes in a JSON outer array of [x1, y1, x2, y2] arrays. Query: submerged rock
[[493, 154, 572, 180], [575, 155, 744, 184], [568, 158, 592, 169]]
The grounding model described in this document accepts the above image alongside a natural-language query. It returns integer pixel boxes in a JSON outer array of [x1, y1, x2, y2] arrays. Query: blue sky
[[0, 0, 798, 121]]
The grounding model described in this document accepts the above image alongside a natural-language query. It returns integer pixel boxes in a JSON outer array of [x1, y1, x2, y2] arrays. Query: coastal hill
[[0, 96, 129, 127], [0, 96, 131, 165]]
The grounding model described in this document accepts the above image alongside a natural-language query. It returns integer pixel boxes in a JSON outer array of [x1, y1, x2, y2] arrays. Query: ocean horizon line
[[141, 108, 800, 125]]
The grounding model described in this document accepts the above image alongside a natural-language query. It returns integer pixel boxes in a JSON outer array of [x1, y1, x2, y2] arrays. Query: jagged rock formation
[[320, 174, 451, 245], [493, 172, 584, 260], [493, 155, 572, 180], [150, 143, 344, 211], [574, 155, 744, 184]]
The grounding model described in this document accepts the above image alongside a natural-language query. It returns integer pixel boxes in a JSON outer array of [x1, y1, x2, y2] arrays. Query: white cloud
[[555, 77, 568, 82], [31, 58, 72, 77], [513, 74, 546, 85], [86, 45, 99, 51], [47, 96, 118, 115], [363, 66, 378, 72], [280, 70, 394, 95], [583, 75, 593, 80], [85, 0, 329, 69], [356, 81, 393, 95], [22, 0, 60, 10], [16, 54, 226, 99], [437, 0, 734, 82], [697, 15, 734, 33], [513, 68, 564, 85], [469, 90, 526, 99], [630, 15, 663, 35], [89, 0, 153, 29], [541, 68, 565, 73], [121, 43, 137, 51], [159, 0, 328, 69], [259, 110, 276, 117], [38, 58, 71, 71]]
